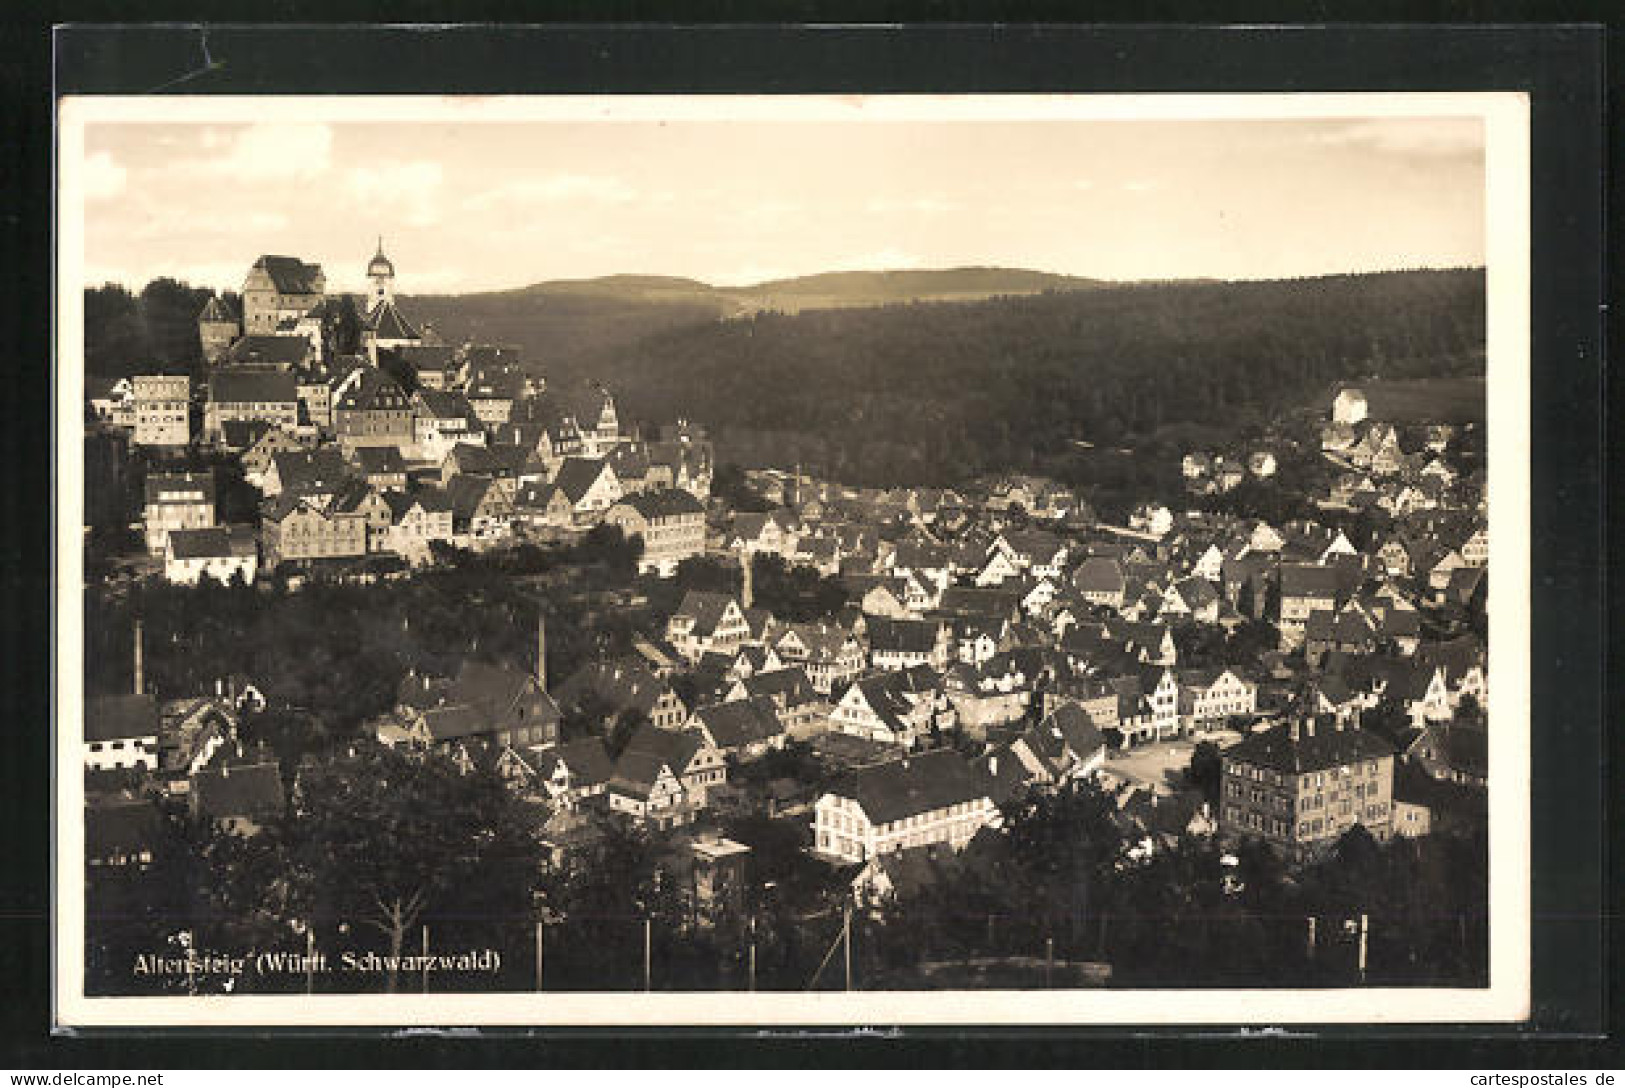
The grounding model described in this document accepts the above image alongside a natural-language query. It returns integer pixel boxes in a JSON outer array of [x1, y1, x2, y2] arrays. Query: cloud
[[464, 173, 637, 211], [81, 151, 127, 201], [1073, 179, 1095, 192], [129, 207, 289, 241], [211, 123, 334, 180], [346, 161, 445, 227], [865, 195, 961, 215], [1311, 118, 1484, 158]]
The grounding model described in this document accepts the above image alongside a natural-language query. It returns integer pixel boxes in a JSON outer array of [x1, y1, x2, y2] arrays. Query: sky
[[79, 114, 1486, 295]]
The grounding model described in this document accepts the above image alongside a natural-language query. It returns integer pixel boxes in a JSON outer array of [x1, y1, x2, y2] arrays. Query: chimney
[[1290, 719, 1301, 743], [741, 555, 754, 611], [988, 755, 999, 779], [133, 619, 144, 696], [536, 613, 548, 691]]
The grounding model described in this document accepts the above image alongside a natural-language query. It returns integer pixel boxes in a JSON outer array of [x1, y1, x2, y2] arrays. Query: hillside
[[400, 267, 1107, 377], [567, 269, 1485, 489]]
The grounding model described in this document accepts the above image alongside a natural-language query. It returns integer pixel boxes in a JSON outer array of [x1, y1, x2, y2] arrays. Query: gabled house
[[666, 591, 752, 664], [445, 473, 515, 546], [554, 660, 690, 731], [164, 526, 259, 586], [85, 694, 160, 772], [771, 622, 866, 695], [382, 488, 454, 563], [865, 616, 951, 673], [143, 471, 217, 555], [813, 749, 998, 864], [602, 489, 707, 576], [552, 456, 623, 524], [723, 667, 825, 739], [526, 737, 616, 808], [686, 696, 787, 760]]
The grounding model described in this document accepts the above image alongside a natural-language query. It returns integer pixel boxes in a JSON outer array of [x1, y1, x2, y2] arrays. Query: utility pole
[[747, 917, 757, 992], [305, 925, 316, 996], [1045, 936, 1055, 988], [842, 904, 852, 992], [542, 922, 555, 1000], [1306, 915, 1317, 961], [422, 925, 430, 994], [644, 917, 652, 992], [1357, 913, 1369, 983]]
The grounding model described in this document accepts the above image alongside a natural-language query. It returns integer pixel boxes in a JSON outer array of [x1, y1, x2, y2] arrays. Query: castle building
[[241, 256, 326, 335], [197, 296, 240, 363]]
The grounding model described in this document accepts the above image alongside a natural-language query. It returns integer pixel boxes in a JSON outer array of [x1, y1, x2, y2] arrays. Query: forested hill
[[578, 269, 1484, 488], [400, 267, 1107, 373]]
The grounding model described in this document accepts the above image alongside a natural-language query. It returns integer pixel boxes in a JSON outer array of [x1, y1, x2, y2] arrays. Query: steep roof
[[208, 368, 298, 405], [167, 526, 256, 561], [85, 694, 160, 743], [530, 737, 615, 787], [620, 723, 706, 772], [1225, 718, 1396, 775], [693, 697, 784, 750], [226, 335, 311, 368], [191, 759, 285, 821], [335, 367, 411, 412], [198, 295, 237, 323], [553, 458, 610, 504], [829, 749, 991, 826], [1280, 563, 1343, 599], [271, 448, 351, 494], [354, 445, 408, 475], [672, 591, 741, 639], [365, 299, 421, 341], [866, 616, 942, 655], [616, 488, 705, 520], [252, 255, 324, 294], [555, 660, 675, 718], [416, 389, 480, 422]]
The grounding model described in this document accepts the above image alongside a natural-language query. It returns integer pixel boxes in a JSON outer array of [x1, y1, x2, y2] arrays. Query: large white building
[[813, 749, 998, 864]]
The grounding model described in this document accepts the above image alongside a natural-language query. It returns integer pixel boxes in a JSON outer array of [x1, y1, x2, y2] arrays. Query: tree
[[1184, 740, 1223, 806], [286, 741, 543, 993]]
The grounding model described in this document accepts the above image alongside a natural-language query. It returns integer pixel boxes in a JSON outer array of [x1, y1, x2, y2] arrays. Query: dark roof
[[1280, 563, 1343, 599], [1225, 718, 1396, 775], [85, 694, 160, 743], [446, 474, 502, 519], [336, 368, 411, 412], [354, 445, 408, 475], [85, 798, 163, 859], [693, 697, 784, 750], [866, 616, 943, 655], [531, 737, 616, 787], [831, 749, 992, 826], [556, 660, 674, 718], [673, 591, 741, 638], [416, 389, 480, 422], [209, 369, 297, 404], [252, 255, 324, 295], [737, 667, 818, 706], [553, 458, 610, 504], [219, 419, 271, 450], [620, 723, 706, 771], [191, 760, 285, 821], [198, 295, 236, 323], [272, 449, 351, 493], [366, 299, 421, 341], [615, 488, 705, 520], [144, 471, 215, 506], [225, 335, 311, 368], [167, 526, 255, 560]]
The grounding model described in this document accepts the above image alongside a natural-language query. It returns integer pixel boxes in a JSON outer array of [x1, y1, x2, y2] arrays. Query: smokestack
[[536, 613, 548, 691], [741, 554, 754, 611], [133, 618, 144, 696]]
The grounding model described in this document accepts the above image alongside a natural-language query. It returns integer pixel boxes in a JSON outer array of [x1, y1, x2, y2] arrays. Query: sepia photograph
[[55, 91, 1531, 1027]]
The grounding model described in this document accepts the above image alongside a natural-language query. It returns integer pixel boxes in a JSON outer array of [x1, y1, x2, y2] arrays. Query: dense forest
[[83, 279, 227, 378], [573, 269, 1483, 489]]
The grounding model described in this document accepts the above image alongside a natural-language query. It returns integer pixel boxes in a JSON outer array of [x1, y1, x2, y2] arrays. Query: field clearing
[[1360, 376, 1486, 424]]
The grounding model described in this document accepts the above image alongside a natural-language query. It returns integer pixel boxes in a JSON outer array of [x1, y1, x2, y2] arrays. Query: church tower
[[367, 237, 395, 309]]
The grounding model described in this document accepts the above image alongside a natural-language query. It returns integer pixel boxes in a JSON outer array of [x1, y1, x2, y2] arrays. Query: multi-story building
[[412, 389, 486, 464], [241, 255, 326, 335], [1220, 715, 1396, 859], [334, 367, 415, 453], [143, 471, 216, 554], [601, 489, 707, 576], [84, 694, 160, 773], [666, 591, 752, 664], [813, 749, 998, 863], [131, 375, 191, 447], [163, 526, 259, 586], [203, 369, 299, 443], [261, 495, 368, 566]]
